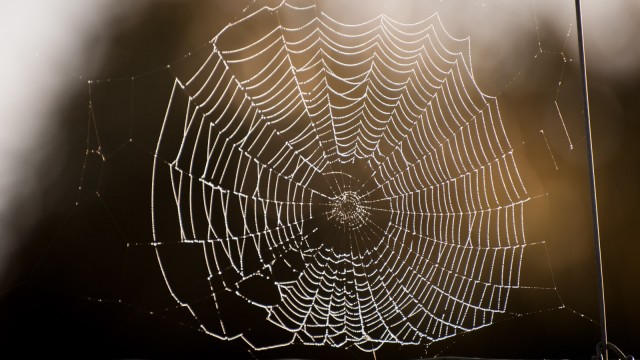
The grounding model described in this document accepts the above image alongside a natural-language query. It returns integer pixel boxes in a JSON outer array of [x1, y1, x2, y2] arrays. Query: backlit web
[[151, 0, 529, 352]]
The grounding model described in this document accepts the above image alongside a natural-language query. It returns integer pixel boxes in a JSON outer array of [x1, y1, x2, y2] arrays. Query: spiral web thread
[[151, 0, 532, 352]]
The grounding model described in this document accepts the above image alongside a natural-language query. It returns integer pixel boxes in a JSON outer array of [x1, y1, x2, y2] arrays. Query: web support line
[[574, 1, 608, 359]]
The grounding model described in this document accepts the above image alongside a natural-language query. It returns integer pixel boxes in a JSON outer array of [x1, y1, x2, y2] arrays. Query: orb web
[[151, 0, 529, 352]]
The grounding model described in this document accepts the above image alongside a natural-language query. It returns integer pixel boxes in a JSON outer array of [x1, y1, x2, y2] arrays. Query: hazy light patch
[[583, 0, 640, 81], [0, 0, 153, 288]]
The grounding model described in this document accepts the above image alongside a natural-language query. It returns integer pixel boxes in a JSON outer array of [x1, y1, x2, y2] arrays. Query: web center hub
[[328, 191, 367, 229]]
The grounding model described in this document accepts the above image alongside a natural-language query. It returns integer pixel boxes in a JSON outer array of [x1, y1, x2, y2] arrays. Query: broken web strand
[[534, 0, 601, 329], [529, 0, 592, 311], [533, 4, 578, 162], [70, 0, 599, 357]]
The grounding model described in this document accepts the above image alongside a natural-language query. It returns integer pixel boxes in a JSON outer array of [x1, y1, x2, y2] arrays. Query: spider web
[[150, 0, 531, 352]]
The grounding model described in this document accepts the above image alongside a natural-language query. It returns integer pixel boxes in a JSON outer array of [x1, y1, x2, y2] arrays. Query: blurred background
[[0, 0, 637, 358]]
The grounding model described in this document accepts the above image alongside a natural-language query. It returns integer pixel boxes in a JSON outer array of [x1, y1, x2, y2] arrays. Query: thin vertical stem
[[574, 1, 608, 359]]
